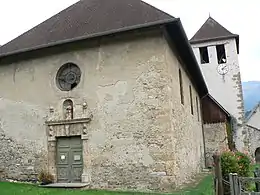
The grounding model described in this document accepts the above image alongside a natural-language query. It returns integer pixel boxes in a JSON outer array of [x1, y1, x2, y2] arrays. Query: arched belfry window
[[56, 63, 81, 91], [63, 99, 74, 120]]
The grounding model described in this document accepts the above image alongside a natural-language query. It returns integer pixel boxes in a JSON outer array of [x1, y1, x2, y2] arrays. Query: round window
[[56, 63, 81, 91]]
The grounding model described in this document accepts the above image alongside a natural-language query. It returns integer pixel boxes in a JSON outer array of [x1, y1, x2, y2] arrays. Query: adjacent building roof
[[0, 0, 208, 97], [208, 94, 231, 117], [246, 102, 260, 123], [190, 17, 239, 53], [201, 94, 231, 124]]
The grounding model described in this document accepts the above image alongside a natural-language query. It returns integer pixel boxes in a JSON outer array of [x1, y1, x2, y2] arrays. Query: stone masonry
[[246, 125, 260, 161], [243, 104, 260, 159], [203, 123, 229, 168], [0, 27, 205, 191]]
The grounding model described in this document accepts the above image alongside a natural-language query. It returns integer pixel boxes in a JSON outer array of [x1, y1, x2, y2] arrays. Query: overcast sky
[[0, 0, 258, 82]]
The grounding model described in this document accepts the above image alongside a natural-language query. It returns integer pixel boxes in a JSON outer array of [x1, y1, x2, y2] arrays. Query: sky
[[0, 0, 259, 82]]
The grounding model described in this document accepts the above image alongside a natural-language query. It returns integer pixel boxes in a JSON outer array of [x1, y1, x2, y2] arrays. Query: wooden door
[[56, 136, 83, 183]]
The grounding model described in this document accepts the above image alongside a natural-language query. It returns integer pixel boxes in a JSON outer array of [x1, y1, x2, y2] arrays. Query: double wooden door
[[56, 136, 83, 183]]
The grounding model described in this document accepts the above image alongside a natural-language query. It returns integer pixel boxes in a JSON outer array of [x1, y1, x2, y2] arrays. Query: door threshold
[[40, 183, 89, 188]]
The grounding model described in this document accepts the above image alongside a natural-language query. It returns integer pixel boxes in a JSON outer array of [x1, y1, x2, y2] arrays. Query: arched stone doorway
[[46, 101, 93, 183], [255, 148, 260, 163]]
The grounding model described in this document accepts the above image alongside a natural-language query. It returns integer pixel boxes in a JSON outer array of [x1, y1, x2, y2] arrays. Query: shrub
[[236, 151, 251, 177], [219, 151, 251, 194], [220, 150, 251, 179], [38, 170, 54, 185]]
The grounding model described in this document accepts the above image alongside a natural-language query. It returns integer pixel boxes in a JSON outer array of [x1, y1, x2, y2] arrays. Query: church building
[[0, 0, 208, 191]]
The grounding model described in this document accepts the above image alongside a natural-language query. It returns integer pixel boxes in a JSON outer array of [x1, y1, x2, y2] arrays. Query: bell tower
[[190, 17, 246, 151]]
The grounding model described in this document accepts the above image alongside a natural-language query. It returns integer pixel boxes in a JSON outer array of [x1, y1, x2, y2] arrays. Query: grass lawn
[[0, 175, 213, 195]]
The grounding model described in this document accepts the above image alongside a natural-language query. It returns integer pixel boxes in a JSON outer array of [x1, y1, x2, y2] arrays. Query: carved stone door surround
[[46, 115, 93, 183]]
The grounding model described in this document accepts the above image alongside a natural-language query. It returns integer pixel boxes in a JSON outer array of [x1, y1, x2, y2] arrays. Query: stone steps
[[40, 183, 89, 188]]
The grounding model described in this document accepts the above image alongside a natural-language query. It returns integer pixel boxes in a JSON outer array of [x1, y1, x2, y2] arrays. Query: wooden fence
[[213, 154, 260, 195], [213, 154, 224, 195], [229, 173, 260, 195]]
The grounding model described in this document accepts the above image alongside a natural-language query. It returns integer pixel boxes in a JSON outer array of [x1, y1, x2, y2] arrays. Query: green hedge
[[219, 151, 251, 194], [221, 151, 251, 178]]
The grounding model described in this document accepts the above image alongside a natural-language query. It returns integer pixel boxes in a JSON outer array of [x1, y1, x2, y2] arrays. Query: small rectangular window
[[196, 96, 200, 121], [199, 47, 209, 64], [189, 85, 194, 115], [216, 44, 227, 64], [179, 69, 184, 105]]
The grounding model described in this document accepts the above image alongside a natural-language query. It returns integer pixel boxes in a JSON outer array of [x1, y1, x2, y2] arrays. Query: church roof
[[0, 0, 174, 58], [190, 17, 239, 53], [0, 0, 208, 97]]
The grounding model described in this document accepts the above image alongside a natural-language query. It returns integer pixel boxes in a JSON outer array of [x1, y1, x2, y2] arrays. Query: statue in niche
[[65, 105, 73, 120], [63, 99, 74, 120]]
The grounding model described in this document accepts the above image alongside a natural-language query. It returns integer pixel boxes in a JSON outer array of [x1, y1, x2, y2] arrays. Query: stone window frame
[[56, 62, 82, 91]]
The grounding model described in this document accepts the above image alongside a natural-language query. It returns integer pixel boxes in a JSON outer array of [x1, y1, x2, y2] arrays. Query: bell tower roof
[[190, 17, 239, 53]]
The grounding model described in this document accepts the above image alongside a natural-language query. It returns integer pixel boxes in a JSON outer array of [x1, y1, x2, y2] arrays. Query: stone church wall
[[0, 28, 204, 191], [164, 37, 205, 185], [203, 123, 229, 168], [0, 99, 47, 181]]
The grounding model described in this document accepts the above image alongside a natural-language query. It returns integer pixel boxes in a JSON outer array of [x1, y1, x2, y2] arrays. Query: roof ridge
[[208, 16, 235, 35], [190, 17, 210, 41]]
